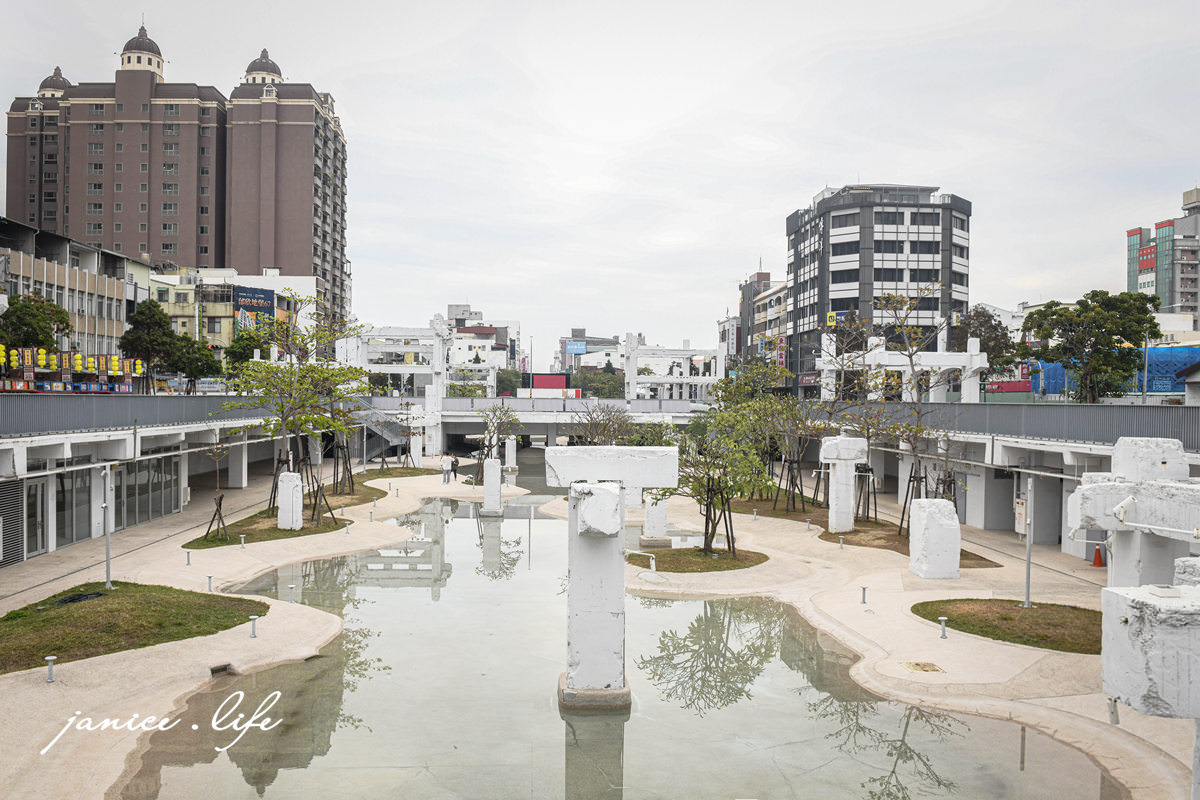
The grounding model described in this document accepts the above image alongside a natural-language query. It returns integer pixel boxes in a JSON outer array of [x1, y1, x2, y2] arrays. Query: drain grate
[[902, 661, 944, 673]]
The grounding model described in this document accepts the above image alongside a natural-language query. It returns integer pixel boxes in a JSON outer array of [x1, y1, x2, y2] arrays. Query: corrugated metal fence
[[0, 395, 269, 437]]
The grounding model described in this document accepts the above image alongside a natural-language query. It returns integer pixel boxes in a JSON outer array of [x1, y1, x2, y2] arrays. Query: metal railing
[[0, 394, 268, 438]]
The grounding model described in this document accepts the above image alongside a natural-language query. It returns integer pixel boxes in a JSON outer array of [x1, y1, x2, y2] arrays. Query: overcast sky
[[3, 1, 1199, 370]]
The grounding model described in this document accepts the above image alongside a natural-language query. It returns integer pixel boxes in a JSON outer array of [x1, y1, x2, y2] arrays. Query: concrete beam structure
[[819, 435, 867, 533]]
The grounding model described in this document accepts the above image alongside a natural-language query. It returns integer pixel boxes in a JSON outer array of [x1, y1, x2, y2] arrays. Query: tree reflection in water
[[635, 597, 783, 716], [475, 515, 524, 581]]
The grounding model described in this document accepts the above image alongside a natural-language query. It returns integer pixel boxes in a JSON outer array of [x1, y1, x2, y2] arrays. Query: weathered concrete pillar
[[961, 338, 983, 403], [1103, 585, 1200, 799], [227, 440, 248, 489], [481, 458, 502, 516], [505, 435, 517, 468], [409, 434, 423, 468], [546, 424, 559, 447], [820, 435, 868, 534], [819, 333, 836, 401], [277, 472, 303, 530], [545, 446, 679, 710], [1078, 437, 1197, 587], [909, 499, 961, 579], [639, 496, 669, 548]]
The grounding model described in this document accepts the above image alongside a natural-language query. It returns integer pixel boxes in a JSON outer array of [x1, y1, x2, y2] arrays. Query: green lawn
[[911, 598, 1101, 654], [627, 548, 769, 573], [0, 582, 268, 675]]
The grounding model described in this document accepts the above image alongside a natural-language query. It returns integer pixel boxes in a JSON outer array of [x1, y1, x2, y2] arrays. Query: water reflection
[[561, 709, 629, 800], [635, 597, 783, 716]]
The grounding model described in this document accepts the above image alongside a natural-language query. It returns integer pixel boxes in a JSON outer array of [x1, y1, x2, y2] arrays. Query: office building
[[1126, 188, 1200, 317], [785, 184, 971, 389]]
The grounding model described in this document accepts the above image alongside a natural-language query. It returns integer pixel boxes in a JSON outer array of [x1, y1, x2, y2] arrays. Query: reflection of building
[[360, 500, 454, 600]]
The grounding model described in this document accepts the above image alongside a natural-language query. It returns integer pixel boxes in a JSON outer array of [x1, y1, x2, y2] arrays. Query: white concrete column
[[228, 439, 248, 489], [505, 435, 517, 468], [820, 435, 868, 534], [481, 458, 502, 516], [277, 472, 303, 530], [410, 434, 423, 468], [546, 424, 558, 447], [909, 498, 961, 579], [565, 482, 627, 696]]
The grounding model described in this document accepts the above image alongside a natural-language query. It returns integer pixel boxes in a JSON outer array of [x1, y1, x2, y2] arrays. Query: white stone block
[[276, 472, 303, 531], [572, 483, 622, 537], [409, 434, 423, 468], [819, 435, 868, 463], [1111, 437, 1189, 482], [481, 458, 502, 516], [908, 499, 961, 579], [545, 446, 678, 488], [1102, 585, 1200, 718], [643, 497, 667, 538], [1175, 557, 1200, 587], [505, 435, 517, 468]]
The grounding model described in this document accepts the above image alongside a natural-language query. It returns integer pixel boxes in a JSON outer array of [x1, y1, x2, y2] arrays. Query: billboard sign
[[565, 340, 587, 355], [234, 286, 275, 327]]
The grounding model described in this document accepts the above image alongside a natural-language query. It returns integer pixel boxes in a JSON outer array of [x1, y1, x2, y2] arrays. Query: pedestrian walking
[[441, 453, 452, 484], [451, 456, 460, 481]]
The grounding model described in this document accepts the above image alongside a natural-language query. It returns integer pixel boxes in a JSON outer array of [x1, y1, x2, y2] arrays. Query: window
[[140, 143, 148, 153], [141, 103, 149, 113], [910, 268, 940, 282], [830, 269, 859, 284], [114, 223, 122, 232], [199, 185, 210, 196], [831, 241, 860, 256], [952, 244, 968, 259], [28, 117, 38, 129], [87, 182, 103, 195], [162, 182, 179, 196], [909, 211, 941, 226], [28, 193, 36, 204], [162, 222, 178, 235], [831, 212, 860, 228], [138, 203, 148, 212], [43, 153, 57, 164], [139, 183, 148, 193], [915, 297, 940, 311], [950, 271, 969, 287], [199, 146, 211, 157], [164, 103, 180, 117], [162, 202, 178, 216], [139, 223, 148, 232], [157, 288, 169, 302], [114, 183, 122, 192], [87, 162, 103, 175], [206, 317, 221, 334], [85, 222, 103, 235], [175, 292, 189, 304], [199, 244, 209, 255], [199, 165, 210, 176], [115, 103, 123, 112], [42, 190, 57, 203], [140, 124, 149, 133], [115, 143, 123, 153], [162, 162, 179, 176], [115, 164, 124, 174], [28, 136, 36, 146], [139, 162, 148, 172], [88, 123, 104, 135], [43, 171, 56, 183], [162, 143, 179, 156], [87, 142, 104, 154], [200, 107, 212, 117], [874, 239, 904, 254], [88, 103, 105, 116], [200, 126, 212, 137], [86, 202, 103, 215], [199, 205, 209, 216], [909, 241, 940, 255], [830, 297, 858, 312], [161, 243, 177, 256], [874, 211, 903, 225], [162, 123, 179, 136], [199, 225, 209, 235], [873, 268, 904, 282], [139, 242, 147, 252], [112, 202, 122, 212], [115, 122, 124, 132], [41, 134, 56, 144], [951, 215, 968, 232]]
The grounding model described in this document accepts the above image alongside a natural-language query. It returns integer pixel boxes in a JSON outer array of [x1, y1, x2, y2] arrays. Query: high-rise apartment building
[[6, 27, 350, 318], [1126, 189, 1200, 316], [784, 184, 971, 391]]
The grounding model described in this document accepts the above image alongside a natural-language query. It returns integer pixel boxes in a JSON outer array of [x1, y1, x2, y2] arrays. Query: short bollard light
[[939, 616, 948, 639], [649, 555, 657, 572], [861, 586, 867, 604], [186, 551, 191, 566], [250, 615, 259, 638], [753, 508, 758, 521], [394, 489, 399, 498], [1107, 697, 1120, 725], [839, 536, 844, 549], [45, 656, 57, 683], [373, 499, 377, 509], [240, 534, 246, 549], [369, 510, 374, 522], [345, 522, 350, 534], [806, 519, 811, 531], [207, 575, 213, 592], [288, 584, 296, 603], [388, 481, 392, 492]]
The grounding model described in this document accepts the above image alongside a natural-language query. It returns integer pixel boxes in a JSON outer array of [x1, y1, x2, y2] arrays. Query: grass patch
[[183, 507, 354, 549], [818, 528, 999, 568], [359, 466, 442, 481], [626, 548, 769, 573], [0, 581, 268, 675], [911, 598, 1101, 654]]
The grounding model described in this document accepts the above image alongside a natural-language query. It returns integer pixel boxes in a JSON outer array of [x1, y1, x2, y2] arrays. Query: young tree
[[496, 368, 521, 397], [1019, 290, 1161, 403], [473, 403, 524, 481], [225, 292, 367, 509], [224, 326, 266, 370], [168, 335, 222, 394], [567, 399, 634, 445], [119, 299, 178, 393], [0, 294, 71, 350], [950, 305, 1016, 380]]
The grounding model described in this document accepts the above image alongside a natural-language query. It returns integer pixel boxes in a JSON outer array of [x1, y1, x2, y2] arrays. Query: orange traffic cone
[[1092, 546, 1105, 568]]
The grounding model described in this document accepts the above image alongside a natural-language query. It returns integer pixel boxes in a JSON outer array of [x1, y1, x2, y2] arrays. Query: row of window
[[19, 277, 122, 320], [829, 296, 943, 312], [829, 240, 949, 257], [830, 268, 951, 283], [828, 210, 971, 229], [84, 101, 214, 117]]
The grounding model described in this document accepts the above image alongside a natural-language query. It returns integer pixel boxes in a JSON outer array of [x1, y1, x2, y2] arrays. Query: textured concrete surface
[[909, 498, 961, 579]]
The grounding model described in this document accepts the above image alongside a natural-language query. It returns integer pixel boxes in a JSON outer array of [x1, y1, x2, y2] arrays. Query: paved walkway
[[0, 462, 1192, 799]]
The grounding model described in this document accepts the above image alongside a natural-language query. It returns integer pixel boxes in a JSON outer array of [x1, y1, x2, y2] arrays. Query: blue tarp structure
[[1029, 346, 1200, 396]]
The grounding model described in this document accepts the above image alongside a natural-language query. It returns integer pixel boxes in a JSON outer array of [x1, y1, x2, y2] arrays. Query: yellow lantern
[[49, 353, 58, 370], [110, 355, 120, 373], [9, 350, 19, 368], [73, 353, 83, 371], [86, 357, 96, 373], [37, 349, 46, 368], [134, 359, 143, 376], [0, 345, 6, 362]]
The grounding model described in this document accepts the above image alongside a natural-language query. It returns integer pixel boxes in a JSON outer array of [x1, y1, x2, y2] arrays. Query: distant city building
[[1126, 188, 1200, 318], [785, 184, 971, 392], [6, 27, 350, 318], [446, 304, 523, 371], [737, 271, 774, 355], [554, 328, 642, 373]]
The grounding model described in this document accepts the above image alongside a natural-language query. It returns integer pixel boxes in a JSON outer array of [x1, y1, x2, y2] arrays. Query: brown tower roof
[[122, 25, 162, 57]]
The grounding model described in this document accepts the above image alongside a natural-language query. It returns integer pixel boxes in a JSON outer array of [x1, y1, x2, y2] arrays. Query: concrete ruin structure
[[819, 434, 868, 534], [816, 331, 988, 403], [908, 498, 962, 579], [545, 446, 679, 709], [276, 472, 303, 531], [481, 458, 503, 517], [623, 334, 725, 403]]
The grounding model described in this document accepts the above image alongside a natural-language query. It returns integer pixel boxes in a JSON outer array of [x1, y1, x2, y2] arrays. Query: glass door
[[25, 478, 48, 556]]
